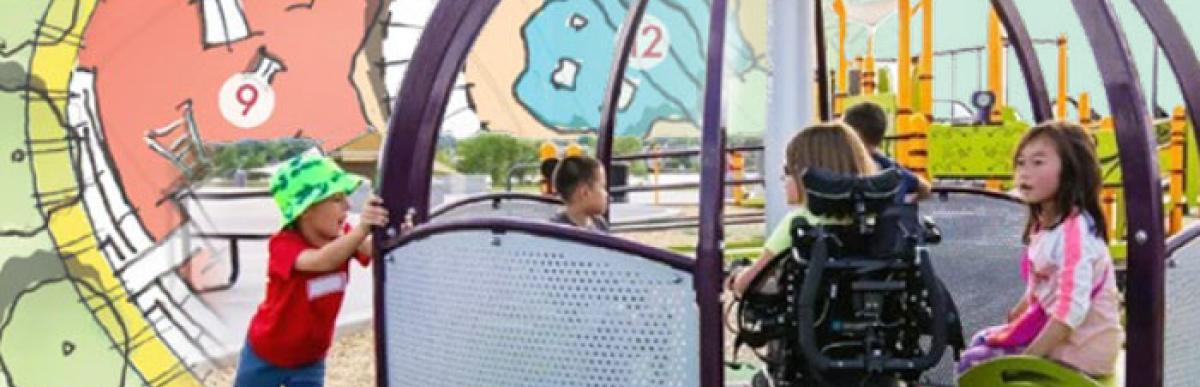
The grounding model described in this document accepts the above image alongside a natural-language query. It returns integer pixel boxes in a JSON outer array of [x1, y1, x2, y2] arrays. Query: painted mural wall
[[0, 0, 388, 385]]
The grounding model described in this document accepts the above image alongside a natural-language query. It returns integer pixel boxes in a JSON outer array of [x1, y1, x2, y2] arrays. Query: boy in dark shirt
[[842, 101, 933, 202]]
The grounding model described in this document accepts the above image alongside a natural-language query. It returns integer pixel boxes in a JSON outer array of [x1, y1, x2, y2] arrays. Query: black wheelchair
[[732, 168, 966, 387]]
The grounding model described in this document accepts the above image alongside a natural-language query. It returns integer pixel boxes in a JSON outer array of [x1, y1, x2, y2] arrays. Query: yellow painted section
[[918, 0, 933, 119], [26, 0, 199, 386], [1057, 35, 1069, 120], [895, 0, 912, 173], [863, 37, 876, 95], [1079, 92, 1093, 126], [1170, 106, 1187, 234], [987, 8, 1004, 123], [834, 0, 848, 116]]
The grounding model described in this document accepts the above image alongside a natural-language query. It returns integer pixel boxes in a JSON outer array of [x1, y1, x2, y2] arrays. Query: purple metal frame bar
[[610, 178, 764, 194], [428, 192, 562, 219], [611, 145, 764, 162], [931, 186, 1023, 204], [1166, 222, 1200, 259], [392, 218, 696, 272], [697, 0, 729, 386], [1072, 1, 1166, 385], [1129, 0, 1200, 176], [991, 0, 1053, 123], [373, 2, 499, 387], [596, 0, 650, 182]]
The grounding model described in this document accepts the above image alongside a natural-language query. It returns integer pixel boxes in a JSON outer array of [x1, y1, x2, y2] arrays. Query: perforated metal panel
[[383, 229, 699, 387], [1166, 238, 1200, 386], [430, 197, 562, 222], [919, 192, 1028, 383]]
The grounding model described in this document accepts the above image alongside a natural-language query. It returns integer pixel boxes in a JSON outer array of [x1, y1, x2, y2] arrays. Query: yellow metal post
[[987, 8, 1005, 123], [730, 151, 745, 206], [834, 0, 848, 116], [908, 113, 930, 179], [1170, 106, 1187, 234], [1102, 187, 1117, 237], [1057, 34, 1069, 120], [897, 0, 913, 172], [863, 37, 877, 95], [918, 0, 933, 121], [1079, 92, 1092, 127]]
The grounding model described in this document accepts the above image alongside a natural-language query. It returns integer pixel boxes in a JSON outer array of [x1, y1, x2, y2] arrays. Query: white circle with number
[[627, 14, 670, 70], [219, 73, 275, 128]]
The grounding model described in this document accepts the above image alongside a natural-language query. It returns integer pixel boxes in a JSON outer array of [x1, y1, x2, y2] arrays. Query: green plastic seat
[[725, 361, 762, 387], [958, 355, 1122, 387]]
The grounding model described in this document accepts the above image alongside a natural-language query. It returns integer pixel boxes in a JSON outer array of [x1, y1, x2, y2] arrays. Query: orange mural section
[[77, 0, 382, 239]]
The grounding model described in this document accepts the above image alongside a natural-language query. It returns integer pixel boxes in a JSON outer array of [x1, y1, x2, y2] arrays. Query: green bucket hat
[[269, 153, 364, 228]]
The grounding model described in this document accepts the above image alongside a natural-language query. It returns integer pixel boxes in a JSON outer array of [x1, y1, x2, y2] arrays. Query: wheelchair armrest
[[921, 215, 942, 245]]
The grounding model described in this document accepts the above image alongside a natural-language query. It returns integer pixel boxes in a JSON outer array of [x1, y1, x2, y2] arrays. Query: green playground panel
[[926, 113, 1178, 183], [927, 112, 1028, 179], [957, 355, 1119, 387]]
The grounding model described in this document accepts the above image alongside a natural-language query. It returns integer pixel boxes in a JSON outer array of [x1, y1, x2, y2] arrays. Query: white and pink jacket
[[988, 212, 1124, 375]]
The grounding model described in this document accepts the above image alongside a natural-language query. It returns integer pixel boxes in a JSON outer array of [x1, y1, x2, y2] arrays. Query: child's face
[[574, 166, 608, 215], [784, 173, 803, 204], [297, 193, 350, 240], [1014, 136, 1062, 207]]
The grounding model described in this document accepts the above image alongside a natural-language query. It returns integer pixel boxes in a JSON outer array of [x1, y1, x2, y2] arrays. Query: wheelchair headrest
[[802, 168, 904, 218]]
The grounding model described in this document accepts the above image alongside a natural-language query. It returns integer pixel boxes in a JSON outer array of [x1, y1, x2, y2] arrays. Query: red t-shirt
[[246, 225, 370, 367]]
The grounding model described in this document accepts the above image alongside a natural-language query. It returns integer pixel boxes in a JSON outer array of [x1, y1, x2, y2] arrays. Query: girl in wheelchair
[[726, 122, 960, 386]]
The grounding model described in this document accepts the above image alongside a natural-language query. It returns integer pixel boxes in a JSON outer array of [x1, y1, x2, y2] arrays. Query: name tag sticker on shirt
[[307, 273, 348, 300]]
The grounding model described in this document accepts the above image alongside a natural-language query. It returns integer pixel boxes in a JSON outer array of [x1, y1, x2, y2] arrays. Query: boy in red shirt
[[234, 154, 388, 387]]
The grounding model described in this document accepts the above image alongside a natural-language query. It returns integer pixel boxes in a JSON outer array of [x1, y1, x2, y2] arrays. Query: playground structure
[[368, 1, 1200, 387]]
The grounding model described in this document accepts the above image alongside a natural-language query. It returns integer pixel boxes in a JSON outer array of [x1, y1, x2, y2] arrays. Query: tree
[[454, 133, 539, 185]]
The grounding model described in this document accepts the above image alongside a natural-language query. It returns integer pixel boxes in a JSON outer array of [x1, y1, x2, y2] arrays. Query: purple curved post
[[595, 0, 650, 194], [697, 0, 728, 386], [991, 0, 1053, 123], [1071, 1, 1167, 386], [1129, 0, 1200, 163], [373, 2, 499, 387], [814, 0, 830, 121]]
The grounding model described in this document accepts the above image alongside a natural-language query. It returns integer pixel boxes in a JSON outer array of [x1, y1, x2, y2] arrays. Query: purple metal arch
[[697, 0, 729, 385], [373, 2, 500, 387], [595, 0, 651, 187], [391, 218, 696, 272], [428, 192, 562, 219], [1071, 1, 1167, 385], [696, 1, 729, 384], [991, 0, 1053, 123], [1129, 0, 1200, 168]]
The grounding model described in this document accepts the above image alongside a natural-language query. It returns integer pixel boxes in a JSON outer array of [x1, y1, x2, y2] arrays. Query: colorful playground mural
[[435, 0, 769, 139], [0, 0, 388, 385]]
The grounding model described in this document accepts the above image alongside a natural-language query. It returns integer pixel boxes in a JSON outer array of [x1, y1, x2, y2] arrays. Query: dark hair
[[553, 156, 601, 202], [842, 101, 889, 147], [1013, 121, 1108, 243]]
